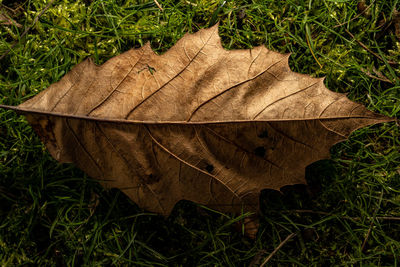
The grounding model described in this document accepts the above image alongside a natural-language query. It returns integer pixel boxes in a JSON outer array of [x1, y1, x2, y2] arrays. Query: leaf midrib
[[0, 105, 389, 124]]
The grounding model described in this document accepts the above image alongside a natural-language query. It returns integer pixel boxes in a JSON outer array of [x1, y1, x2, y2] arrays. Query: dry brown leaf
[[0, 25, 393, 218]]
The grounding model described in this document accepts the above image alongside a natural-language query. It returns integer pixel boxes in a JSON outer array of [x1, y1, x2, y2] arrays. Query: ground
[[0, 0, 399, 266]]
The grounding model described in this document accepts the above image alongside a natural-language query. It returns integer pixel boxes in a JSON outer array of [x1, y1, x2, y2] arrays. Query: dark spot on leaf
[[198, 159, 214, 173], [254, 146, 266, 157], [205, 164, 214, 173], [146, 173, 160, 184], [45, 118, 54, 133], [258, 130, 268, 138]]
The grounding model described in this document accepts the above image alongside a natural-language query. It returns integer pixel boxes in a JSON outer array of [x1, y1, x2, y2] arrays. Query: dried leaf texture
[[6, 25, 392, 215]]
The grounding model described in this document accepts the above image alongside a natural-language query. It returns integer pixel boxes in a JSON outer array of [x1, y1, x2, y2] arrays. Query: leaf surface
[[0, 25, 392, 215]]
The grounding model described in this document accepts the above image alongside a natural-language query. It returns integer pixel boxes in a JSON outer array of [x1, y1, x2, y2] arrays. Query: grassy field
[[0, 0, 399, 266]]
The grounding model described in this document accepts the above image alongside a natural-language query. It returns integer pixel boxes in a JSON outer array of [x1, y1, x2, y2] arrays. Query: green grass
[[0, 0, 399, 265]]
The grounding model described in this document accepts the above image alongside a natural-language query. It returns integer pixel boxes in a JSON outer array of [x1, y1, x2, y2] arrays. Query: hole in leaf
[[254, 146, 266, 157], [258, 130, 269, 138], [205, 164, 214, 173]]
